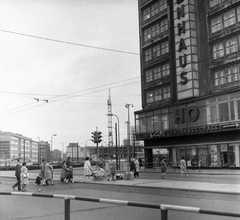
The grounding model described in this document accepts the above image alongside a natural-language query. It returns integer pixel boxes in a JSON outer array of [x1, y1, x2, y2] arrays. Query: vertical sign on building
[[174, 0, 199, 100]]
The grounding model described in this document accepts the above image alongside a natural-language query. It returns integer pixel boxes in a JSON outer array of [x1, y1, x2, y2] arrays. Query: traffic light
[[91, 131, 97, 143], [91, 131, 102, 143], [97, 132, 102, 143]]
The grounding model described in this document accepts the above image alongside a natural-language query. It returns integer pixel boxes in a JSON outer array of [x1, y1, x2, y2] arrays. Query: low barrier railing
[[1, 191, 240, 220]]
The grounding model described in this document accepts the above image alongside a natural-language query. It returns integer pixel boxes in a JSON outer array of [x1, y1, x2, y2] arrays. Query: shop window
[[211, 16, 222, 33], [208, 145, 221, 167], [224, 10, 236, 28], [145, 69, 153, 83], [213, 43, 224, 59], [228, 144, 240, 167], [227, 65, 239, 83], [226, 38, 238, 55], [237, 100, 240, 119], [220, 144, 228, 166], [214, 69, 225, 86], [186, 147, 197, 167], [197, 146, 208, 167], [210, 0, 221, 8], [177, 147, 185, 165], [218, 102, 229, 122]]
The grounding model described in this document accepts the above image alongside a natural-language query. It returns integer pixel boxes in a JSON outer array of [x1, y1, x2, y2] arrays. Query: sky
[[0, 0, 142, 152]]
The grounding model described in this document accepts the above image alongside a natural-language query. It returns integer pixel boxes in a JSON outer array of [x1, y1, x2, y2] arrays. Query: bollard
[[65, 198, 70, 220]]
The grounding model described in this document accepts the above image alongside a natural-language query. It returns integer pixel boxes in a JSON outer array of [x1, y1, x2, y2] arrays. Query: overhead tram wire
[[0, 29, 139, 56]]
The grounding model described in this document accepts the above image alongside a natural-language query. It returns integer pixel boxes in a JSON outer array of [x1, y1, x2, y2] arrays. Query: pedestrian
[[138, 158, 143, 169], [134, 158, 140, 178], [35, 173, 43, 192], [12, 158, 22, 191], [130, 158, 136, 175], [159, 156, 167, 179], [65, 166, 74, 184], [60, 161, 68, 183], [40, 159, 46, 185], [66, 156, 71, 168], [83, 157, 92, 182], [44, 161, 54, 185], [108, 157, 116, 181], [21, 162, 29, 191], [180, 157, 188, 177]]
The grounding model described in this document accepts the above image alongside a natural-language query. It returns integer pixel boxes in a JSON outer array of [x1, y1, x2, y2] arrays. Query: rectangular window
[[210, 0, 221, 8], [211, 16, 222, 33], [162, 114, 169, 130], [213, 43, 224, 59], [143, 7, 150, 21], [219, 102, 229, 122], [163, 86, 171, 99], [161, 41, 169, 55], [230, 101, 235, 121], [227, 66, 239, 83], [146, 116, 154, 133], [237, 100, 240, 119], [154, 89, 162, 101], [153, 115, 161, 131], [214, 70, 225, 86], [144, 28, 151, 41], [153, 66, 161, 80], [162, 63, 170, 77], [153, 44, 161, 58], [146, 69, 153, 82], [151, 2, 159, 16], [224, 10, 236, 28], [238, 6, 240, 22], [160, 19, 168, 33], [145, 48, 152, 62], [152, 23, 160, 38], [226, 38, 238, 54], [159, 0, 167, 12], [146, 91, 154, 103]]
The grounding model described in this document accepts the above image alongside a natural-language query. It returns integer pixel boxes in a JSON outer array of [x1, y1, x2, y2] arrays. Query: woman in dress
[[21, 162, 29, 191], [159, 157, 167, 179], [60, 161, 68, 183], [83, 157, 92, 182]]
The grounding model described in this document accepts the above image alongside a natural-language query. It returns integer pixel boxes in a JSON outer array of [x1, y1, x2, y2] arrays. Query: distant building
[[135, 0, 240, 168], [52, 149, 62, 162], [66, 143, 85, 162], [39, 141, 50, 163], [0, 132, 38, 165]]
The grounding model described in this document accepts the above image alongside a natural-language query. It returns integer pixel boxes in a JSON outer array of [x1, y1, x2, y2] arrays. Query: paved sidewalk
[[1, 167, 240, 195]]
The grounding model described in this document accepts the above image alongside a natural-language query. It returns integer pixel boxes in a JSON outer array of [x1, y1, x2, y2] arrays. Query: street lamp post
[[108, 124, 118, 170], [125, 104, 134, 165], [85, 139, 92, 157], [51, 134, 57, 163], [37, 137, 40, 166], [107, 113, 120, 169]]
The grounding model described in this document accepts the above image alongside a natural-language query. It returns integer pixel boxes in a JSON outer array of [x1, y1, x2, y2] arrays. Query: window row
[[213, 35, 240, 59], [142, 0, 167, 22], [143, 19, 168, 42], [214, 64, 240, 86], [146, 85, 171, 104], [135, 108, 169, 134], [209, 0, 223, 8], [144, 41, 169, 62], [207, 95, 240, 123], [145, 63, 170, 83], [211, 7, 240, 34]]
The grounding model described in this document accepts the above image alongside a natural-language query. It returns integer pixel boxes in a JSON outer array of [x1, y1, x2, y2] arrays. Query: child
[[66, 166, 74, 183], [36, 173, 43, 192]]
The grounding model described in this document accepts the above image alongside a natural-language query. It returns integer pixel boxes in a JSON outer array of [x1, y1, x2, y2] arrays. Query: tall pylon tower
[[107, 90, 113, 147]]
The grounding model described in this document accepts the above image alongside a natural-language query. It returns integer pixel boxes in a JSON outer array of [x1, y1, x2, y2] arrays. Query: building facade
[[39, 141, 50, 163], [135, 0, 240, 168], [0, 132, 38, 165]]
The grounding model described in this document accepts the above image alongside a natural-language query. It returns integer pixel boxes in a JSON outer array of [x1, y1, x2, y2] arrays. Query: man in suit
[[12, 158, 22, 191]]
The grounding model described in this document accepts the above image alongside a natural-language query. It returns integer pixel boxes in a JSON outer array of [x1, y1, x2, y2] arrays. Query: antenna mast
[[107, 89, 113, 148]]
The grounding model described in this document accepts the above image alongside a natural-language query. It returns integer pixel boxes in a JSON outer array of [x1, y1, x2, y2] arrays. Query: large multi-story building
[[135, 0, 240, 168], [0, 132, 38, 165]]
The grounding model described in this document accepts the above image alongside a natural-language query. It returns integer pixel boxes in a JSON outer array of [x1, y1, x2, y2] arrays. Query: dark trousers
[[13, 176, 21, 190]]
